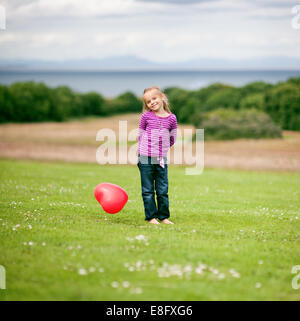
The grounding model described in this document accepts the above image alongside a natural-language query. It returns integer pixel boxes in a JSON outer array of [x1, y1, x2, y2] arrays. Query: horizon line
[[1, 68, 300, 72]]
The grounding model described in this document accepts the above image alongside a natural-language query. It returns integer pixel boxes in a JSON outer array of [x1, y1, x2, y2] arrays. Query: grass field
[[0, 158, 299, 301]]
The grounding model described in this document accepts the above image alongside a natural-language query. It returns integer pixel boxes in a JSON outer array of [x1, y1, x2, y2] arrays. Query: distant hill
[[0, 55, 300, 70]]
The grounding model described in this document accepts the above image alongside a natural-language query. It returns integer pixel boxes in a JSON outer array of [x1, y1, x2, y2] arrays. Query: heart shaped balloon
[[94, 183, 128, 214]]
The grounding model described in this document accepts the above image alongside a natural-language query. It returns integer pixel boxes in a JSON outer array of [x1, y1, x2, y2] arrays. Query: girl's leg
[[154, 164, 170, 221], [137, 162, 158, 221]]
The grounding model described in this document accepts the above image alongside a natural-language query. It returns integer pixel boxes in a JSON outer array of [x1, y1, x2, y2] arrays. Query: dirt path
[[1, 114, 300, 172]]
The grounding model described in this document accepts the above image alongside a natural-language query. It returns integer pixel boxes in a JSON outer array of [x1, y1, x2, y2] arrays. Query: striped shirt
[[138, 111, 177, 167]]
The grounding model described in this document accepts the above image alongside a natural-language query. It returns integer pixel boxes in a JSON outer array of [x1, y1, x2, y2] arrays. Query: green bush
[[177, 98, 198, 124], [103, 91, 142, 115], [239, 81, 273, 96], [192, 108, 282, 140], [205, 86, 242, 111], [8, 81, 54, 122], [240, 93, 264, 110], [166, 78, 300, 131], [286, 77, 300, 86], [51, 86, 75, 121], [163, 87, 191, 117], [0, 81, 132, 122], [192, 83, 231, 104], [264, 82, 300, 130], [0, 85, 14, 123], [1, 77, 299, 128], [79, 92, 105, 116]]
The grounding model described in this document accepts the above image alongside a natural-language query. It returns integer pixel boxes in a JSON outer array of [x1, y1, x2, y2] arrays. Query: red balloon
[[94, 183, 128, 214]]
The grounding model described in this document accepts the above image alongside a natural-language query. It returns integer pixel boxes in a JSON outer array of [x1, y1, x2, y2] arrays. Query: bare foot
[[161, 219, 174, 225], [148, 218, 160, 224]]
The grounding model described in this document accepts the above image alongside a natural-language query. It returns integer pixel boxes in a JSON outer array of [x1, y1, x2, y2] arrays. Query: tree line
[[0, 82, 141, 123], [0, 77, 299, 136], [165, 77, 300, 131]]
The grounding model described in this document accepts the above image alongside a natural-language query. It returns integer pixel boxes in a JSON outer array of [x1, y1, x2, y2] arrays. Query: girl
[[137, 86, 177, 225]]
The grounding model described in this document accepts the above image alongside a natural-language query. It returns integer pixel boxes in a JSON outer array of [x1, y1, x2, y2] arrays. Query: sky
[[0, 0, 299, 63]]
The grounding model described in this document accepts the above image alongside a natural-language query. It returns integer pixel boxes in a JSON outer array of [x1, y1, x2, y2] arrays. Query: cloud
[[0, 31, 76, 47], [253, 0, 299, 8], [0, 33, 18, 44], [0, 0, 299, 62], [1, 0, 252, 19], [3, 0, 163, 19], [1, 0, 39, 9], [136, 0, 215, 5]]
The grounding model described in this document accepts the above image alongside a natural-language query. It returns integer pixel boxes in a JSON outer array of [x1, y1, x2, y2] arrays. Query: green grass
[[0, 158, 299, 301]]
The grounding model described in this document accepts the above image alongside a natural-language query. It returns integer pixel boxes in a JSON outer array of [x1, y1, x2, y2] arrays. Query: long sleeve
[[170, 114, 177, 147], [138, 113, 147, 146]]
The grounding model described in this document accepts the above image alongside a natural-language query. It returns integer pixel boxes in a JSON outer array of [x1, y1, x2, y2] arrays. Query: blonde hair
[[142, 86, 171, 113]]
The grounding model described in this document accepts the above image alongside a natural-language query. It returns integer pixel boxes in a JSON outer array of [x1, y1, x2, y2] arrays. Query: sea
[[0, 70, 299, 98]]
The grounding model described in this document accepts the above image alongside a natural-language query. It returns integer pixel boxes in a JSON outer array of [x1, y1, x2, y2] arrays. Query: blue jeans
[[137, 154, 170, 221]]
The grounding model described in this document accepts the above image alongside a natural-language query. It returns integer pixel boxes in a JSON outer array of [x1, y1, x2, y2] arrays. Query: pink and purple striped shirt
[[138, 111, 178, 167]]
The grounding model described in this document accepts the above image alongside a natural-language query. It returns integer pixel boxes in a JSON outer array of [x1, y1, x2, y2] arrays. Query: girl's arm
[[170, 114, 178, 147], [138, 113, 147, 146]]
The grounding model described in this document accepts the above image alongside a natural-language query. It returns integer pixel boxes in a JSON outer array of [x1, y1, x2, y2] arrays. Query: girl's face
[[144, 90, 164, 112]]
